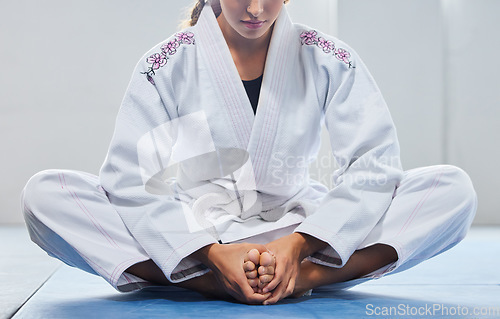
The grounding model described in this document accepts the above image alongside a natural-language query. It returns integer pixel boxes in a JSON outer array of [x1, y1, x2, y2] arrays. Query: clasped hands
[[194, 232, 326, 305]]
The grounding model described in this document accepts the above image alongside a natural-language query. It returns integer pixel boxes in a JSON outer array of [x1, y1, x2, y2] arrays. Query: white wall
[[337, 0, 500, 224], [1, 1, 498, 224], [338, 0, 445, 169], [442, 0, 500, 224], [287, 0, 338, 35], [0, 0, 337, 224], [0, 0, 193, 224]]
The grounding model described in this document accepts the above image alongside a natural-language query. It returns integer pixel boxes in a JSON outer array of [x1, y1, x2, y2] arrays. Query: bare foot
[[244, 248, 260, 293], [257, 251, 275, 293], [244, 249, 276, 294]]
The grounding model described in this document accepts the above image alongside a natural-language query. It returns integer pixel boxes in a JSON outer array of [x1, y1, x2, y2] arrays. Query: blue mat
[[13, 228, 500, 318]]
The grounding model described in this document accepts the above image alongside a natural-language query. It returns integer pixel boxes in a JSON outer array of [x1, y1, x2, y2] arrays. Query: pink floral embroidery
[[161, 40, 180, 55], [317, 37, 335, 53], [147, 53, 167, 70], [142, 32, 195, 85], [335, 48, 351, 64], [176, 32, 195, 45], [300, 30, 318, 45], [300, 30, 355, 68]]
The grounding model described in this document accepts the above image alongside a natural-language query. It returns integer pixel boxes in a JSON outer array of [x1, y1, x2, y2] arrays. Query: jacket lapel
[[195, 3, 254, 150], [246, 7, 297, 186], [195, 3, 298, 187]]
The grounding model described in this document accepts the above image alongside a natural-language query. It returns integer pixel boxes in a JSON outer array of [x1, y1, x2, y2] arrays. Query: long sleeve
[[99, 51, 217, 283], [294, 45, 404, 267]]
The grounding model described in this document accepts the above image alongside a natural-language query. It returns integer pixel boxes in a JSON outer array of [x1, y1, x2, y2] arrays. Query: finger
[[262, 271, 282, 293], [236, 277, 273, 304], [241, 284, 272, 304], [258, 283, 268, 293], [263, 282, 287, 305], [258, 280, 267, 290], [247, 292, 272, 304], [258, 274, 273, 286], [265, 273, 297, 304]]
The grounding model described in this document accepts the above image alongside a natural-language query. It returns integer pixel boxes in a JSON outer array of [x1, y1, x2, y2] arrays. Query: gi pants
[[21, 165, 477, 292]]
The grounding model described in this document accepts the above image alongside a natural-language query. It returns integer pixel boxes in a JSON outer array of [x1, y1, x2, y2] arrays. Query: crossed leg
[[29, 165, 471, 303]]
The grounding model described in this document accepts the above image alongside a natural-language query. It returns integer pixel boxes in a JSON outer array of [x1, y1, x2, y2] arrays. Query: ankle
[[125, 260, 170, 285], [354, 244, 398, 278]]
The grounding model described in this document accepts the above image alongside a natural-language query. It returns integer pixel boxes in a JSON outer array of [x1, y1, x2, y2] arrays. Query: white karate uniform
[[21, 0, 477, 293]]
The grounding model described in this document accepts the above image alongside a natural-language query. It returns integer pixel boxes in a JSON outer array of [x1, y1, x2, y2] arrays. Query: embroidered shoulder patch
[[142, 32, 195, 85], [300, 30, 355, 68]]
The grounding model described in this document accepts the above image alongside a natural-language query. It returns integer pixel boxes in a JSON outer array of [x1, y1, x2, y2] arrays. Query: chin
[[238, 29, 269, 40]]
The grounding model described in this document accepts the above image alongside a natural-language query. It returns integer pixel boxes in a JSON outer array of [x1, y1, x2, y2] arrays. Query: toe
[[247, 278, 259, 288], [246, 270, 258, 279], [258, 264, 275, 276], [247, 248, 261, 265], [243, 260, 256, 272], [260, 251, 274, 267]]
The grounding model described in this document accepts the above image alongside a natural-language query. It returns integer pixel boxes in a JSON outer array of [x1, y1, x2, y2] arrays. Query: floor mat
[[13, 227, 500, 318]]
